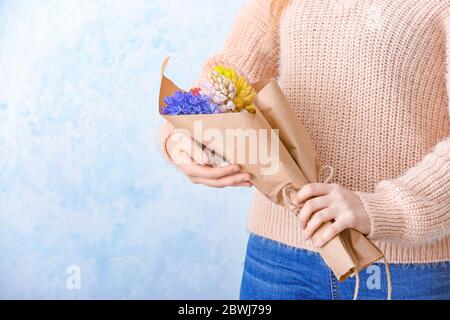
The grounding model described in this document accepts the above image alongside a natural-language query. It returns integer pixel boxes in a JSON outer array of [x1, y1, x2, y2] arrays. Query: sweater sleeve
[[356, 138, 449, 243], [356, 13, 450, 243], [159, 0, 280, 162]]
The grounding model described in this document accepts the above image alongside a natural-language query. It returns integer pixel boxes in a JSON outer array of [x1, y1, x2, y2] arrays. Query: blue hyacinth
[[162, 90, 219, 115]]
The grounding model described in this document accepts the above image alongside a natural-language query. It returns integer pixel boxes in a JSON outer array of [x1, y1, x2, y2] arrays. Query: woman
[[160, 0, 450, 300]]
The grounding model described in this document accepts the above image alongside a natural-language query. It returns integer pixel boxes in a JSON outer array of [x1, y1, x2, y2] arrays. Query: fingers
[[190, 172, 252, 189], [298, 196, 331, 230], [178, 161, 252, 188], [233, 181, 254, 187], [166, 132, 189, 164], [302, 208, 336, 241], [168, 132, 210, 166], [292, 183, 360, 248], [314, 220, 347, 248], [180, 164, 241, 180], [293, 183, 338, 206], [172, 150, 195, 166], [167, 132, 251, 189]]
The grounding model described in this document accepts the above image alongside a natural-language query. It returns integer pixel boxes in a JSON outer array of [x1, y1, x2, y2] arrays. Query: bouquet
[[159, 57, 384, 284]]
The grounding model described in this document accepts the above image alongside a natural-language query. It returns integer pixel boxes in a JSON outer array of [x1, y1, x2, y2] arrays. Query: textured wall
[[0, 0, 253, 299]]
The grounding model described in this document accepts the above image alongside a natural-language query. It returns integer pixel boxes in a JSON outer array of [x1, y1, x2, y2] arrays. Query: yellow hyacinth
[[213, 66, 256, 113]]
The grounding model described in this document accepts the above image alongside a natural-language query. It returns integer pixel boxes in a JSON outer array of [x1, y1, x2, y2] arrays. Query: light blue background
[[0, 0, 254, 299]]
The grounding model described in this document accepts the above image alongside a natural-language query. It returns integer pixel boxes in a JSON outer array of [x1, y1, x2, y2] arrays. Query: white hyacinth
[[198, 71, 237, 113]]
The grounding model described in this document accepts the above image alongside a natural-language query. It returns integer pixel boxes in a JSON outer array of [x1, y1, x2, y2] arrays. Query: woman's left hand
[[291, 183, 371, 248]]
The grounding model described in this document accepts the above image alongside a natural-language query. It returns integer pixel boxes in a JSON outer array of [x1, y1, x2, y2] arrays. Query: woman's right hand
[[166, 132, 253, 188]]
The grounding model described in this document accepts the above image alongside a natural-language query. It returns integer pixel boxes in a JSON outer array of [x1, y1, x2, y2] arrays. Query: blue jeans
[[240, 234, 450, 300]]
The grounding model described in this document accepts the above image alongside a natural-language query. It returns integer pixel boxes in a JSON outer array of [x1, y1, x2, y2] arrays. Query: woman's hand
[[291, 183, 371, 248], [166, 132, 253, 188]]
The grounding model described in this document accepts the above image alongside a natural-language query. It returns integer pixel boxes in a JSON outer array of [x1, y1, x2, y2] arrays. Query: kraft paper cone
[[253, 79, 321, 184], [158, 57, 383, 282]]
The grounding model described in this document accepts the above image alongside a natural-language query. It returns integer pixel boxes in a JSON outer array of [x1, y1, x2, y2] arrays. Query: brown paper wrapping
[[159, 57, 383, 281]]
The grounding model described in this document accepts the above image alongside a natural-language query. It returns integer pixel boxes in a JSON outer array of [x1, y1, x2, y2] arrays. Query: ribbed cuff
[[356, 190, 407, 241]]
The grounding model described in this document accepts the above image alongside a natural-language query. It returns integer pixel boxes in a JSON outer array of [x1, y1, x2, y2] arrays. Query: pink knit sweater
[[160, 0, 450, 263]]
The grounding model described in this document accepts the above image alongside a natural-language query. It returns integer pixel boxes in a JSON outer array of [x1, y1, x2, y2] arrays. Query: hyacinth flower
[[200, 73, 237, 113], [162, 89, 219, 115], [207, 66, 257, 114], [199, 79, 236, 113]]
